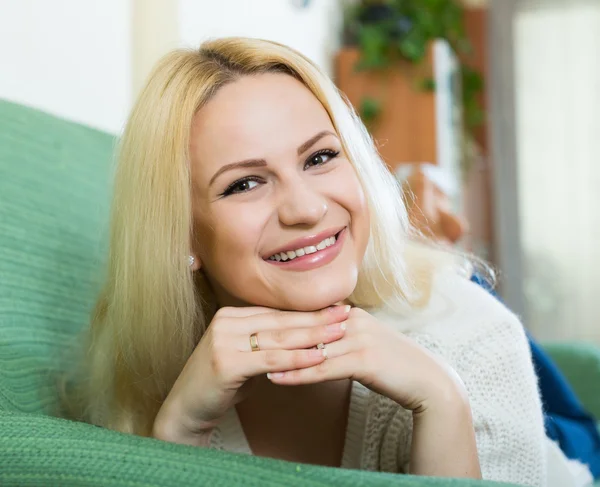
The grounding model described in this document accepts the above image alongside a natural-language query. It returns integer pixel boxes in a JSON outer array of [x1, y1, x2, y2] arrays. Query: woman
[[62, 37, 546, 485]]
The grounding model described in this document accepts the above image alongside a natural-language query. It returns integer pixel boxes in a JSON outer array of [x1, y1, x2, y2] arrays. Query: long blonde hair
[[61, 37, 452, 436]]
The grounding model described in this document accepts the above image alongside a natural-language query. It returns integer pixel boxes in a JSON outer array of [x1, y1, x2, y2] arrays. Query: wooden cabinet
[[335, 47, 437, 169], [334, 41, 463, 177]]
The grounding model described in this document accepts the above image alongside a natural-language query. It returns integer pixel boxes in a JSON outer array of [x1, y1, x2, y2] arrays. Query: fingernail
[[326, 322, 346, 334], [327, 304, 351, 313], [267, 372, 285, 379], [340, 321, 347, 331]]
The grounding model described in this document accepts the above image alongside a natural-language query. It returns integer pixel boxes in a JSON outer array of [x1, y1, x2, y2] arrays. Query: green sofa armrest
[[543, 342, 600, 419], [0, 411, 519, 487]]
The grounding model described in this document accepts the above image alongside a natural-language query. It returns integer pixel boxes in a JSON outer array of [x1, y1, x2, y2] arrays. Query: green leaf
[[456, 38, 473, 55], [345, 0, 485, 145], [462, 66, 484, 94], [465, 103, 485, 129], [359, 96, 382, 124], [356, 24, 391, 71], [419, 77, 436, 92], [415, 8, 436, 37], [398, 29, 426, 62]]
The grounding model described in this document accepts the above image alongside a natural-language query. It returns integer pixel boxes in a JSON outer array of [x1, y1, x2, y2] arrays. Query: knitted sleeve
[[445, 314, 547, 486], [374, 280, 547, 485]]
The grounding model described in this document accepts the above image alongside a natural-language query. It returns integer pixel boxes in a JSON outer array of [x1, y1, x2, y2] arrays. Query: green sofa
[[1, 99, 599, 486]]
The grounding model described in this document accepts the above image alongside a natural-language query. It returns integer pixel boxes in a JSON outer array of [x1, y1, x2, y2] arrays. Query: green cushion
[[0, 410, 519, 487], [0, 99, 520, 486], [0, 99, 113, 415], [543, 342, 600, 419]]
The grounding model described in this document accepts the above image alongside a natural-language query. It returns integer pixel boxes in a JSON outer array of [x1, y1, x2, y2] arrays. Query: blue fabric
[[470, 273, 600, 479], [529, 337, 600, 478]]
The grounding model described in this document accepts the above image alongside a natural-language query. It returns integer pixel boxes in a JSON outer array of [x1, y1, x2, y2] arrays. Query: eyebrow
[[208, 130, 337, 187], [296, 130, 337, 155]]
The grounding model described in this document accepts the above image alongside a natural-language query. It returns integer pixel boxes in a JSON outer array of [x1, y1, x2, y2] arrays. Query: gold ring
[[250, 333, 260, 352]]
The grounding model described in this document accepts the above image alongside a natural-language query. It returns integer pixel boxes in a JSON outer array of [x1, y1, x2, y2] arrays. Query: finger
[[308, 334, 356, 359], [216, 306, 275, 318], [240, 348, 328, 378], [237, 304, 351, 334], [266, 353, 357, 385], [241, 321, 347, 352]]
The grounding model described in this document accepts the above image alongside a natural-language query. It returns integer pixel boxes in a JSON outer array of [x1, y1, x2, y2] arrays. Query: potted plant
[[336, 0, 483, 174]]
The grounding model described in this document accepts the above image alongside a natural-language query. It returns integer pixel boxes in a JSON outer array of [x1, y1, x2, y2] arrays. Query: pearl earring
[[188, 255, 195, 267]]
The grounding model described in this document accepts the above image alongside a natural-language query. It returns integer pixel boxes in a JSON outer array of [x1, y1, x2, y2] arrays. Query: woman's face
[[189, 73, 370, 311]]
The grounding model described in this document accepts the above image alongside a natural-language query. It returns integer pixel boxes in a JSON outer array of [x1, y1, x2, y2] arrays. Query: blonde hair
[[60, 37, 456, 436]]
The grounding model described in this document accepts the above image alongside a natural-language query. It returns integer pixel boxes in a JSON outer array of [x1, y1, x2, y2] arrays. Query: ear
[[188, 254, 202, 272]]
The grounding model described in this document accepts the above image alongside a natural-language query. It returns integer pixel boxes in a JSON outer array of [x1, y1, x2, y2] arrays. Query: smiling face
[[189, 73, 370, 311]]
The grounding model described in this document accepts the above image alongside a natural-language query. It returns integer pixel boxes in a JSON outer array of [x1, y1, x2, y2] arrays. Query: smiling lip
[[263, 226, 346, 259], [264, 227, 347, 272]]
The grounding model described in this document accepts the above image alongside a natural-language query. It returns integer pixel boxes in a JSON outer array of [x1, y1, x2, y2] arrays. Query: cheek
[[334, 166, 369, 225], [335, 167, 370, 259], [201, 206, 265, 266]]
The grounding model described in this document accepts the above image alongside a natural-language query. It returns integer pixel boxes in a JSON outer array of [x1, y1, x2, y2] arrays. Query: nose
[[277, 178, 328, 227]]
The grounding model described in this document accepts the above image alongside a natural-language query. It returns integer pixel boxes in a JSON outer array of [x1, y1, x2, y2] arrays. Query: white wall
[[131, 0, 179, 100], [514, 0, 600, 342], [0, 0, 342, 134], [178, 0, 343, 77], [0, 0, 131, 134]]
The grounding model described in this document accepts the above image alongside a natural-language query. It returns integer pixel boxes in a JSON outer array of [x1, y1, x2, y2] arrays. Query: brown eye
[[221, 178, 261, 196], [233, 180, 256, 192], [304, 149, 340, 169]]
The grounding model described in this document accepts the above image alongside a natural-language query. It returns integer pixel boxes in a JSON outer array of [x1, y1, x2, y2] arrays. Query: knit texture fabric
[[211, 273, 548, 487], [372, 274, 547, 486]]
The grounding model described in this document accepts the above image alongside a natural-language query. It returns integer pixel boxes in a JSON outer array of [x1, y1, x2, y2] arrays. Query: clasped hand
[[153, 304, 465, 444]]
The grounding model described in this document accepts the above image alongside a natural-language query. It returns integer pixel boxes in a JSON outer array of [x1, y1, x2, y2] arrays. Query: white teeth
[[268, 233, 338, 262]]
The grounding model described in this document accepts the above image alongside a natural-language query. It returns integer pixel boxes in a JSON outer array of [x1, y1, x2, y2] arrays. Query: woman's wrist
[[410, 375, 480, 478], [414, 365, 469, 415], [152, 416, 214, 447], [152, 400, 214, 447]]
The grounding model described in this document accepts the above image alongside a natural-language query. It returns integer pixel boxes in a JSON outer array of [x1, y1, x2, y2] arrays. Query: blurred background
[[1, 0, 599, 345]]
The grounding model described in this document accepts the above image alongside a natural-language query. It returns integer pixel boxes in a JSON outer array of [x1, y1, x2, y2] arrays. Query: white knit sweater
[[210, 273, 549, 486]]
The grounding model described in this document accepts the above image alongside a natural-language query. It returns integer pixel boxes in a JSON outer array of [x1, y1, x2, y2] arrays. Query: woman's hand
[[266, 307, 461, 410], [152, 305, 350, 446], [267, 307, 481, 478]]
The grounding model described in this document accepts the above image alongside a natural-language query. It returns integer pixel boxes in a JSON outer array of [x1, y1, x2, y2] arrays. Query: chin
[[277, 273, 358, 312]]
